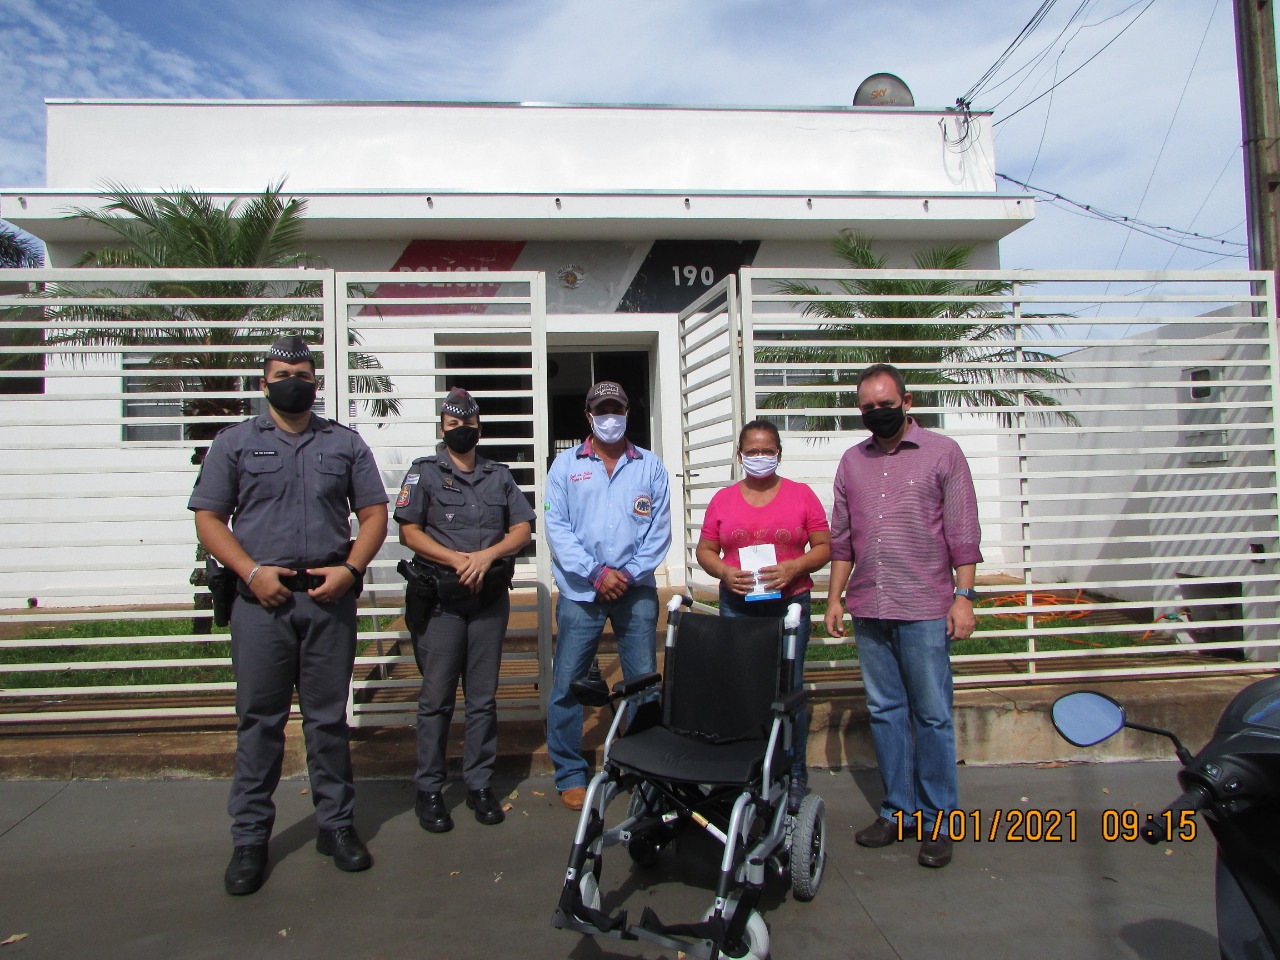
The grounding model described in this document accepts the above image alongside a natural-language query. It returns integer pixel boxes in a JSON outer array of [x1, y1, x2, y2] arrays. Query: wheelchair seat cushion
[[608, 725, 778, 785]]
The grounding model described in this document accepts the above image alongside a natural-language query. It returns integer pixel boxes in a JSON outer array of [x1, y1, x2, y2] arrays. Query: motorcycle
[[1051, 676, 1280, 960]]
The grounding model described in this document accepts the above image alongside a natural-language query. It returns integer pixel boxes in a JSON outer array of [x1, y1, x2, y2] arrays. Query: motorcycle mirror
[[1052, 691, 1126, 747]]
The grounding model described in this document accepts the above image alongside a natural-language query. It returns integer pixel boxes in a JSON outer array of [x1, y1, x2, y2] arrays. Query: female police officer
[[394, 387, 534, 832]]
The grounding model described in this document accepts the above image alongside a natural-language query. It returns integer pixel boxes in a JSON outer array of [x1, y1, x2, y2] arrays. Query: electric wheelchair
[[551, 594, 827, 959]]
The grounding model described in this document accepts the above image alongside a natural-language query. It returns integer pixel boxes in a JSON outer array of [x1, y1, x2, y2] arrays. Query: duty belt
[[278, 572, 328, 592]]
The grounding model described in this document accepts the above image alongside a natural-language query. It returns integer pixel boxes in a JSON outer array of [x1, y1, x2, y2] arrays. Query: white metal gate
[[0, 267, 551, 724], [333, 271, 551, 725], [737, 266, 1280, 686], [677, 277, 743, 606]]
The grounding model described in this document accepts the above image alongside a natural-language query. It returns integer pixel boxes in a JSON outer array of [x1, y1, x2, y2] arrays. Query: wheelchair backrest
[[663, 611, 784, 743]]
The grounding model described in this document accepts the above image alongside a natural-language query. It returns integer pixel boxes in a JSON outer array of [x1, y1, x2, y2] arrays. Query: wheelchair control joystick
[[571, 658, 612, 708]]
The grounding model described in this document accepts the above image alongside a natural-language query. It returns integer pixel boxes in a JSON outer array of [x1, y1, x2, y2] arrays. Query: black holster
[[205, 557, 238, 627], [398, 558, 438, 635]]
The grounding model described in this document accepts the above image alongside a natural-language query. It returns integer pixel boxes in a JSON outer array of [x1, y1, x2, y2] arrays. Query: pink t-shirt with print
[[699, 477, 830, 599]]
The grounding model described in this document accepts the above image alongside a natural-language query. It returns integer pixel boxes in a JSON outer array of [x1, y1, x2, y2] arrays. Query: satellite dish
[[853, 73, 915, 107]]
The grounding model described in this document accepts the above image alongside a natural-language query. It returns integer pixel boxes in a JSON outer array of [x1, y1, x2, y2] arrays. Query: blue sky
[[0, 0, 1256, 272]]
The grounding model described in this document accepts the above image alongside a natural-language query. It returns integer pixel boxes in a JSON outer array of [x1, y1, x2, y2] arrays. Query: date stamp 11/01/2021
[[892, 808, 1200, 844]]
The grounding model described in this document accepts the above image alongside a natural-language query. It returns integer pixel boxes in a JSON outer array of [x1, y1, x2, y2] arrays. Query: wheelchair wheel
[[577, 870, 601, 912], [702, 901, 770, 960], [625, 783, 667, 867], [789, 793, 826, 901]]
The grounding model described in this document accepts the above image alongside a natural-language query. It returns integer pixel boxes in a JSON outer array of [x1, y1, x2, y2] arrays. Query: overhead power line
[[992, 0, 1158, 126], [997, 173, 1249, 257]]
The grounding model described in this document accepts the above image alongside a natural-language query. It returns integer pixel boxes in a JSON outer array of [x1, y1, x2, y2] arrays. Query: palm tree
[[0, 224, 43, 268], [46, 180, 400, 629], [52, 179, 397, 460], [0, 225, 45, 393], [759, 231, 1075, 429]]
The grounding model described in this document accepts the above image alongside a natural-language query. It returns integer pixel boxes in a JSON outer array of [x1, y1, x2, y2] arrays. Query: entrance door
[[547, 349, 651, 463]]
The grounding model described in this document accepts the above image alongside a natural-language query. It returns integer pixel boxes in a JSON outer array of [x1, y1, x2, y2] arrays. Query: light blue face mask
[[741, 454, 779, 478], [591, 413, 627, 444]]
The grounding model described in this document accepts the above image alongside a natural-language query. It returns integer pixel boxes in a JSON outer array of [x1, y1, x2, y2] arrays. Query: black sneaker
[[224, 843, 268, 896], [316, 826, 372, 872], [466, 788, 506, 826], [415, 790, 454, 833]]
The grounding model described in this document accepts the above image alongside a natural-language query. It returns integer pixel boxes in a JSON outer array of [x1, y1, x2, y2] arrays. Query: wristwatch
[[953, 587, 978, 601]]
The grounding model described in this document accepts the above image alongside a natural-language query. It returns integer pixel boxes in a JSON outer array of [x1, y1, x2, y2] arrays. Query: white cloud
[[0, 0, 1252, 271], [0, 0, 251, 185]]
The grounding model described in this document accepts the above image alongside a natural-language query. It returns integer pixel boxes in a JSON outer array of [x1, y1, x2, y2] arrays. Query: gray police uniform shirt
[[188, 414, 389, 567], [393, 449, 535, 552]]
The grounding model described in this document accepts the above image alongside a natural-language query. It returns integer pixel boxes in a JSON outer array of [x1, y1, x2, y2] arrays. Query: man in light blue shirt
[[544, 381, 671, 809]]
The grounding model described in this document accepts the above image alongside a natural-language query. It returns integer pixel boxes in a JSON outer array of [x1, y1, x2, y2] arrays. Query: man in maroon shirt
[[824, 363, 982, 869]]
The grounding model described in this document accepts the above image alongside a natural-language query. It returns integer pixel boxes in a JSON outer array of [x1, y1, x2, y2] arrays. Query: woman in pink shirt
[[696, 419, 830, 810]]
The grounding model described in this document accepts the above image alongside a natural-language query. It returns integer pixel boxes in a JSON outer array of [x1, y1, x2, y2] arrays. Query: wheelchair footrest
[[634, 905, 719, 941], [551, 882, 631, 939]]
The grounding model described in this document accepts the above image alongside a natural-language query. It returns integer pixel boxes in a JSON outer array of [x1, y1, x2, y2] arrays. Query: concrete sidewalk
[[0, 761, 1218, 960]]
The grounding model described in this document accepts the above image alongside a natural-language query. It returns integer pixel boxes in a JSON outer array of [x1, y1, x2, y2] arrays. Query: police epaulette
[[327, 418, 357, 432]]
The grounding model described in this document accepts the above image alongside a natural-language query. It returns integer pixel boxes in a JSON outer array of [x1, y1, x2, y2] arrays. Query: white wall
[[43, 101, 997, 196]]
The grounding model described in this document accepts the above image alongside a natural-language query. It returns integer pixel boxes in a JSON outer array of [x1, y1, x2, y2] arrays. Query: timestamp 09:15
[[892, 808, 1200, 843]]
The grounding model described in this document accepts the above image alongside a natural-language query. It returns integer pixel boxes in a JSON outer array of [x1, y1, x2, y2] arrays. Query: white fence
[[0, 268, 549, 724], [725, 267, 1280, 686], [2, 265, 1278, 729]]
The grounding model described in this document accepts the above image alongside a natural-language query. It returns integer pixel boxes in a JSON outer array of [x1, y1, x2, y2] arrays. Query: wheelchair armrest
[[771, 687, 807, 716], [612, 671, 662, 698]]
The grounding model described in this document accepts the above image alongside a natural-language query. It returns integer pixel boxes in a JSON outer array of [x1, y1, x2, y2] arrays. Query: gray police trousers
[[228, 590, 358, 844], [410, 593, 510, 793]]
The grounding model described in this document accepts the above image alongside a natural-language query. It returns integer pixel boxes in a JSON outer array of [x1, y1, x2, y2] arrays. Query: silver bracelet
[[246, 564, 262, 585]]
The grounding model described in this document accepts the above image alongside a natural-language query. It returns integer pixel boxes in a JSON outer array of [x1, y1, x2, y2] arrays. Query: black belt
[[237, 562, 344, 599], [279, 573, 328, 592]]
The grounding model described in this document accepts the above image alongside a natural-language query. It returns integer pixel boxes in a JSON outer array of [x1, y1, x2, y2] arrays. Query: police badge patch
[[632, 494, 652, 518], [396, 486, 412, 507]]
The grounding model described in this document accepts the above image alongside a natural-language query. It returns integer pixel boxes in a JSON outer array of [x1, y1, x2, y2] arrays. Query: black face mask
[[862, 404, 906, 439], [442, 425, 480, 454], [265, 376, 318, 415]]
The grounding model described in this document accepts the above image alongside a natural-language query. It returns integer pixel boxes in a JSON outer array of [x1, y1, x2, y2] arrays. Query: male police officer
[[544, 381, 671, 810], [190, 336, 389, 895]]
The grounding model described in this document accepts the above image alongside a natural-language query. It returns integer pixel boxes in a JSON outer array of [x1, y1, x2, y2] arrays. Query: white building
[[1, 98, 1033, 598]]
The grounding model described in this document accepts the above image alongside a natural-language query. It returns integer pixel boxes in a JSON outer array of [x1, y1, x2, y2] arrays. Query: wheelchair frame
[[552, 595, 827, 960]]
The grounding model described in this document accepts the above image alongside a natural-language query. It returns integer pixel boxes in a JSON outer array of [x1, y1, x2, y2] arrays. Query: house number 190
[[672, 265, 715, 286]]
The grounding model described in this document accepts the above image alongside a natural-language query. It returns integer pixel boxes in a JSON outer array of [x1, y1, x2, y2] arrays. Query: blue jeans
[[547, 586, 659, 790], [719, 586, 811, 787], [853, 616, 957, 820]]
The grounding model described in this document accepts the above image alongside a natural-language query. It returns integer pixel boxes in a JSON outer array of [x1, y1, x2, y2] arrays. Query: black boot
[[224, 843, 268, 895], [316, 826, 372, 872], [416, 790, 454, 833], [466, 788, 506, 825]]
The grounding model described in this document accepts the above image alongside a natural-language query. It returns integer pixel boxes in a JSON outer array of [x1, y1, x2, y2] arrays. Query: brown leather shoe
[[854, 816, 900, 848], [560, 786, 586, 811], [919, 835, 953, 868]]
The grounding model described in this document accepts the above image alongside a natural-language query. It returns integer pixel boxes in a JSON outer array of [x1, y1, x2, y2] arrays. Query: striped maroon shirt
[[830, 420, 983, 621]]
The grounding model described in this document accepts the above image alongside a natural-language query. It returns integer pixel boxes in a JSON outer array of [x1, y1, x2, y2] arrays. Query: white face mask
[[591, 413, 627, 445], [741, 454, 779, 478]]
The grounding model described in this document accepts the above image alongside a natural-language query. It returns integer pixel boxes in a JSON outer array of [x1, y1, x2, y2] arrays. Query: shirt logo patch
[[569, 471, 593, 483], [396, 486, 412, 507], [633, 495, 652, 518], [251, 450, 278, 457]]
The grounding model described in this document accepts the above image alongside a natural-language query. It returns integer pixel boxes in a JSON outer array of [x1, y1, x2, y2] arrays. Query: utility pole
[[1234, 0, 1280, 301]]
